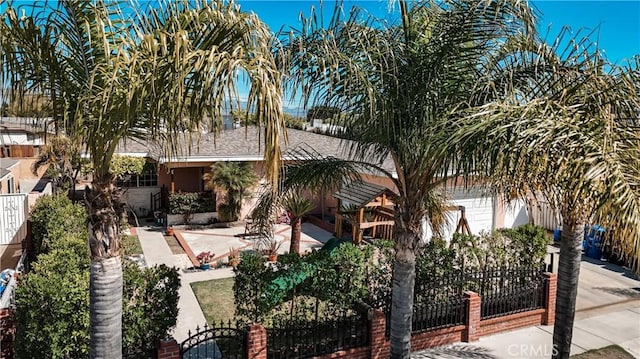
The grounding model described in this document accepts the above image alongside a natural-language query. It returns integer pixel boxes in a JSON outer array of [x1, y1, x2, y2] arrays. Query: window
[[7, 176, 15, 193], [117, 163, 158, 188]]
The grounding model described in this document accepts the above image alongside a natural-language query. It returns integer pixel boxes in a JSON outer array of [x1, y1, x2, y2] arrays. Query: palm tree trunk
[[390, 229, 416, 359], [289, 217, 302, 254], [87, 177, 123, 359], [552, 220, 584, 359], [90, 257, 123, 358]]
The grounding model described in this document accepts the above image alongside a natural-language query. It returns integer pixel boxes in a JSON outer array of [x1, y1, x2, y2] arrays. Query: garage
[[422, 188, 495, 242]]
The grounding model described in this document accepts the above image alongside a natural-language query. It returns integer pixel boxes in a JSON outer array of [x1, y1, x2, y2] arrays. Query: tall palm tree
[[276, 1, 536, 357], [203, 161, 257, 222], [1, 1, 285, 357], [453, 34, 640, 358], [282, 193, 315, 254]]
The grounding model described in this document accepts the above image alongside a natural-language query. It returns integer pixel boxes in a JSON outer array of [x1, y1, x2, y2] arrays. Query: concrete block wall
[[121, 187, 160, 217]]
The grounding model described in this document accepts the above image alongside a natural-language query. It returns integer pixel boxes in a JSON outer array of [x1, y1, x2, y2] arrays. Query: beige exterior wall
[[122, 187, 161, 217]]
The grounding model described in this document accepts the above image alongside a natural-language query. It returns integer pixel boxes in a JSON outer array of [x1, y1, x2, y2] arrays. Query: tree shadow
[[411, 344, 498, 358]]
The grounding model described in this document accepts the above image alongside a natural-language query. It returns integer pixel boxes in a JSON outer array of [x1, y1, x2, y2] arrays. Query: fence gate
[[181, 323, 246, 359], [0, 194, 28, 245]]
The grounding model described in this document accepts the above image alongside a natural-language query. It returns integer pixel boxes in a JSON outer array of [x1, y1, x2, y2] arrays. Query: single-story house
[[114, 126, 530, 241]]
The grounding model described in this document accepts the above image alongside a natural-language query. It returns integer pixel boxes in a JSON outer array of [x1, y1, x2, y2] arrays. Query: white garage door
[[423, 189, 494, 242]]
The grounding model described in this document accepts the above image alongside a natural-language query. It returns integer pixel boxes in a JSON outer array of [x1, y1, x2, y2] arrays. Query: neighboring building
[[115, 126, 530, 240], [0, 159, 18, 194], [0, 117, 50, 158]]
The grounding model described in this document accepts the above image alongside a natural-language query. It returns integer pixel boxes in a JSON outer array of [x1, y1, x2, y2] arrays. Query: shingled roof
[[115, 126, 396, 174], [334, 181, 397, 208]]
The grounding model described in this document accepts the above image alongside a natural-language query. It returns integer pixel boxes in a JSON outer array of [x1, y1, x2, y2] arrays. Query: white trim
[[82, 152, 149, 159], [158, 155, 274, 163], [0, 172, 12, 182]]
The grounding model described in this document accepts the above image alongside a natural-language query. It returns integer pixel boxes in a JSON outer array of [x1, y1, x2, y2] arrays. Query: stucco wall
[[122, 187, 161, 217]]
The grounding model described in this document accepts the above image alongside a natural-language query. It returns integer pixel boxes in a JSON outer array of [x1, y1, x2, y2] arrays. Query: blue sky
[[238, 0, 639, 65], [235, 1, 639, 112]]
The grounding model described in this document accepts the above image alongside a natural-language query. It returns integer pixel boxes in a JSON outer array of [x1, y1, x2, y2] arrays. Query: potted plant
[[264, 240, 282, 262], [228, 247, 240, 268], [166, 226, 175, 236], [196, 251, 214, 269]]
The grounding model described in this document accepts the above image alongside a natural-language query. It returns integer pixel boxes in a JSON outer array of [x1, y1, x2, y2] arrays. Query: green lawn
[[571, 345, 634, 359], [191, 277, 236, 324], [122, 234, 143, 255]]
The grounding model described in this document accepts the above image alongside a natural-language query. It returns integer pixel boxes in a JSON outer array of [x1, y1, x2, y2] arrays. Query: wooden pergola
[[334, 181, 397, 244]]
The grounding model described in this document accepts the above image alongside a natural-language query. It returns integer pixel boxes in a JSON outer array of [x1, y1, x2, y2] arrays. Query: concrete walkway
[[137, 226, 236, 343]]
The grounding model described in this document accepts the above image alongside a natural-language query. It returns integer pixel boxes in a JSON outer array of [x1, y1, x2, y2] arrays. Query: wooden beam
[[360, 221, 395, 229]]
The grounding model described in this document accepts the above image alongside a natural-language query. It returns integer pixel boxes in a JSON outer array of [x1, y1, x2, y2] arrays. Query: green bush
[[14, 247, 90, 359], [123, 262, 181, 352], [30, 194, 86, 254], [450, 224, 550, 269], [233, 252, 273, 323], [234, 243, 375, 324], [496, 224, 550, 267], [16, 225, 180, 357], [169, 192, 216, 219]]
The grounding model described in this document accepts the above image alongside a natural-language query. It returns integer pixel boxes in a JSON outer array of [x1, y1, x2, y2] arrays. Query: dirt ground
[[571, 345, 635, 359]]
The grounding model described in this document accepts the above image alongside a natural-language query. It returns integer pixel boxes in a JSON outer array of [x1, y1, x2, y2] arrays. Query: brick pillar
[[463, 291, 481, 342], [543, 272, 557, 325], [246, 324, 267, 359], [157, 338, 180, 359], [369, 309, 388, 359]]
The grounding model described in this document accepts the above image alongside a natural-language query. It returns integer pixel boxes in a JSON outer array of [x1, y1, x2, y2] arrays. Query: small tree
[[282, 194, 315, 254], [204, 162, 257, 222], [31, 134, 82, 195]]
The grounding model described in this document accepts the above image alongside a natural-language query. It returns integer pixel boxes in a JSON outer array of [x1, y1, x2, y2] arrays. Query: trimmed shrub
[[14, 248, 90, 359], [123, 262, 181, 352], [169, 192, 216, 223], [16, 222, 180, 357], [30, 194, 86, 254]]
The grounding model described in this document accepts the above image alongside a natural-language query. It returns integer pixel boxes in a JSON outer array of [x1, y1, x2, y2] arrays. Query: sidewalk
[[459, 302, 640, 358]]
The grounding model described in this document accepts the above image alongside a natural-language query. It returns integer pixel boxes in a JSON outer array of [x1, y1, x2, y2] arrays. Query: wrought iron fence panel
[[469, 266, 546, 319], [266, 315, 368, 359], [181, 321, 246, 359], [412, 297, 466, 333]]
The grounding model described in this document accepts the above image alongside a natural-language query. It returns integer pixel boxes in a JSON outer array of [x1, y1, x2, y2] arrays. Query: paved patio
[[178, 222, 335, 265]]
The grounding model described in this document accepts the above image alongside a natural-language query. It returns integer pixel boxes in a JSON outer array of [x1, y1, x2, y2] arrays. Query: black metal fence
[[373, 264, 546, 335], [266, 314, 369, 359], [468, 266, 546, 319], [180, 321, 247, 359]]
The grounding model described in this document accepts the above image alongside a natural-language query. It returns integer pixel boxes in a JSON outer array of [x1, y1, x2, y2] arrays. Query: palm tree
[[31, 134, 82, 195], [453, 34, 639, 358], [203, 161, 257, 222], [276, 1, 536, 357], [1, 1, 285, 357], [282, 194, 315, 254]]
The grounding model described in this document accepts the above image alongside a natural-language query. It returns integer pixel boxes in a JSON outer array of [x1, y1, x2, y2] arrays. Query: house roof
[[0, 117, 52, 134], [0, 158, 19, 170], [0, 168, 11, 181], [334, 181, 397, 208], [115, 126, 396, 175]]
